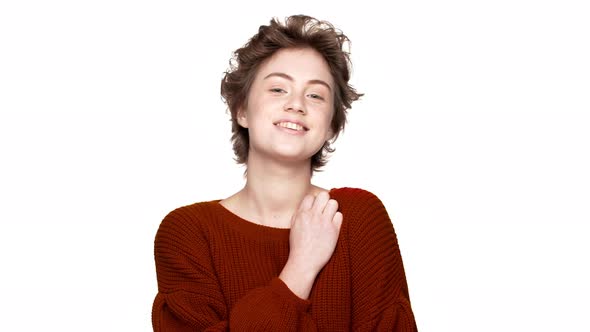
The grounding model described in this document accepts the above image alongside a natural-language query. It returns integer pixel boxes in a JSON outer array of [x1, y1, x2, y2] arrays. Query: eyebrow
[[263, 72, 332, 92]]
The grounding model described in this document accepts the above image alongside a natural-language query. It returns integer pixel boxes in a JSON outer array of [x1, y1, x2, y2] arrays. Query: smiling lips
[[274, 121, 308, 132]]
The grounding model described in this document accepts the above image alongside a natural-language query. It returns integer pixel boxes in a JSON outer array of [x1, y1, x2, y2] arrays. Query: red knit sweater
[[152, 187, 417, 331]]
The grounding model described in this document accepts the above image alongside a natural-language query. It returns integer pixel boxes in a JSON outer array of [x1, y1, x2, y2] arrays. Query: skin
[[219, 47, 343, 299]]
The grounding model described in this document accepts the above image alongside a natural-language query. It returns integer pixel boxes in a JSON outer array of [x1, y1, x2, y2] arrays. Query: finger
[[332, 211, 343, 228], [323, 199, 339, 217], [311, 191, 330, 214], [298, 194, 315, 211]]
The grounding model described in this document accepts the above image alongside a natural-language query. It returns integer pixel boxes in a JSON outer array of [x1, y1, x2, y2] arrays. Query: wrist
[[279, 260, 318, 300]]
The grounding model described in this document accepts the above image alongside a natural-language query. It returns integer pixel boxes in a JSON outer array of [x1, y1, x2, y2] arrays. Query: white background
[[1, 0, 589, 331]]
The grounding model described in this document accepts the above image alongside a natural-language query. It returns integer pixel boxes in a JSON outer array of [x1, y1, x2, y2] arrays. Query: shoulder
[[155, 200, 220, 241], [330, 187, 394, 234], [153, 201, 223, 268], [330, 187, 385, 211]]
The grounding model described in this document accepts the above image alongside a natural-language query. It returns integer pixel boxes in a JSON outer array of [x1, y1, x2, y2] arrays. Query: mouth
[[273, 121, 309, 132]]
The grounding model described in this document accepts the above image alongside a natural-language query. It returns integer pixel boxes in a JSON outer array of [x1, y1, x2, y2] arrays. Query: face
[[237, 47, 335, 166]]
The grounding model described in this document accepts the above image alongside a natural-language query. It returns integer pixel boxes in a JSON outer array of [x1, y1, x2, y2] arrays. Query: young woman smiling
[[152, 15, 417, 331]]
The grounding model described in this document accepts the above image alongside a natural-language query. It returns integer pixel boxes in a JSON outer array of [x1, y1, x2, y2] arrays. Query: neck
[[237, 155, 322, 228]]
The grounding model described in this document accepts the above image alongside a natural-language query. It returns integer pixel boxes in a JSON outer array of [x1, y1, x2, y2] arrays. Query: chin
[[252, 141, 323, 164], [270, 149, 316, 164]]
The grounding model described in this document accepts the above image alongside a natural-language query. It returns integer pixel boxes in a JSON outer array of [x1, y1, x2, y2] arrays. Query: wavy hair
[[220, 15, 363, 173]]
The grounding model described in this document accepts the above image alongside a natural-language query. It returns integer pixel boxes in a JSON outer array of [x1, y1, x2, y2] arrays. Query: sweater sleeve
[[151, 207, 317, 331], [348, 190, 418, 331]]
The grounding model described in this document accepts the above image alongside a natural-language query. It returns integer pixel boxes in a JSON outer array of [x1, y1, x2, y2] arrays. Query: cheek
[[314, 113, 334, 138], [325, 109, 336, 137], [323, 108, 335, 127]]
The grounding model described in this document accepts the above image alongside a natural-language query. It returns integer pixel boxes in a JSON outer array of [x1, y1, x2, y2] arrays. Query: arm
[[348, 190, 418, 331], [152, 208, 317, 331]]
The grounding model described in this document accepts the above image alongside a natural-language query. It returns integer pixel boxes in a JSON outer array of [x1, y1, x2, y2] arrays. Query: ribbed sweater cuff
[[270, 277, 311, 312]]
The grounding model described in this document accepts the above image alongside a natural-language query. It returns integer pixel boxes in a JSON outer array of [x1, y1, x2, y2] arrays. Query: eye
[[308, 93, 324, 100], [270, 88, 286, 93]]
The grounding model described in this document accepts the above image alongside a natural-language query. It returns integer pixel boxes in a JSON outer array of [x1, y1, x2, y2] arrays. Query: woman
[[152, 15, 417, 331]]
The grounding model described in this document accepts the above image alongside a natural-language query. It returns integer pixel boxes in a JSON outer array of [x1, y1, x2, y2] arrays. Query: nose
[[284, 94, 306, 114]]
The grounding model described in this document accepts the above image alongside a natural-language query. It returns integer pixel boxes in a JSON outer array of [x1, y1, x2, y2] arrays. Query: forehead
[[255, 47, 334, 87]]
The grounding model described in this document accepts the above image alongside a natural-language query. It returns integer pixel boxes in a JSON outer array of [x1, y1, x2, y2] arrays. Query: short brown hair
[[220, 15, 363, 173]]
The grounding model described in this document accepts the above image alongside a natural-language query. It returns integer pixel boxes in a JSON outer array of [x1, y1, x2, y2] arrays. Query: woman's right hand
[[279, 191, 343, 299]]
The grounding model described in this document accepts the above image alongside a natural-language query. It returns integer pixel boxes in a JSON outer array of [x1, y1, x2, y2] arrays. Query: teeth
[[276, 122, 304, 131]]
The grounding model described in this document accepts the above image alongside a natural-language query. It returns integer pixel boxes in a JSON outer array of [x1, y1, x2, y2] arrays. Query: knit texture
[[152, 187, 417, 331]]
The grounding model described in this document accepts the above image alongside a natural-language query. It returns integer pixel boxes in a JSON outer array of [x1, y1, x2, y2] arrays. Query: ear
[[236, 107, 249, 128]]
